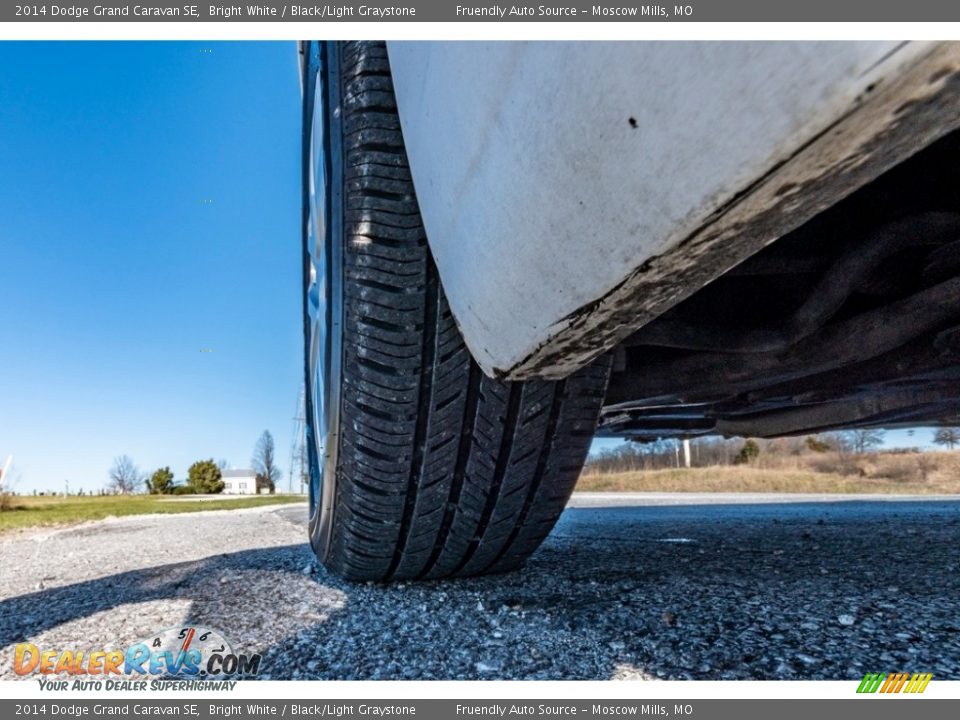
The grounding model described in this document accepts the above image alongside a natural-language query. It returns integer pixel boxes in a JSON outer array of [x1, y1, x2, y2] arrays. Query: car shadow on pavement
[[2, 500, 959, 681]]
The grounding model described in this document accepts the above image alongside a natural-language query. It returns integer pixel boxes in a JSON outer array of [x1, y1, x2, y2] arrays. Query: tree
[[108, 455, 143, 494], [933, 427, 960, 451], [187, 459, 224, 494], [843, 429, 886, 454], [252, 430, 281, 495], [147, 467, 174, 495], [734, 439, 760, 465]]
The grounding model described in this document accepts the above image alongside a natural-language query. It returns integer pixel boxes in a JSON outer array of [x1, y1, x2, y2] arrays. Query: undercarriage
[[600, 129, 960, 440]]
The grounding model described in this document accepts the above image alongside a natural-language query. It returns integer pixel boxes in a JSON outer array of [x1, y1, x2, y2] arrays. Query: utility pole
[[289, 386, 307, 495], [0, 455, 12, 494], [299, 427, 306, 495], [682, 438, 691, 468]]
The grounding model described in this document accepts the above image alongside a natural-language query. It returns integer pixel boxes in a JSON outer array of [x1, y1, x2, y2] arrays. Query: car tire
[[305, 40, 611, 582]]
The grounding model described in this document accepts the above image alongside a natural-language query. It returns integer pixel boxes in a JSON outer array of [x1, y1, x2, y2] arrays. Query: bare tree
[[252, 431, 281, 494], [934, 427, 960, 451], [108, 455, 142, 494], [827, 431, 853, 457], [843, 429, 886, 454]]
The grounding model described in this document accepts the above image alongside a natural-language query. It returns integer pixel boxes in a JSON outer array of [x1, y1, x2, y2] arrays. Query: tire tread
[[323, 41, 610, 581]]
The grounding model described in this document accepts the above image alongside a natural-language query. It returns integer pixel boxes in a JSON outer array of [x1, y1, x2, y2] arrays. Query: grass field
[[577, 451, 960, 495], [0, 494, 306, 533], [5, 452, 955, 533]]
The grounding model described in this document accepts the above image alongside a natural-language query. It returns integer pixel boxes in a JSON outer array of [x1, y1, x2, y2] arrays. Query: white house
[[221, 469, 258, 495]]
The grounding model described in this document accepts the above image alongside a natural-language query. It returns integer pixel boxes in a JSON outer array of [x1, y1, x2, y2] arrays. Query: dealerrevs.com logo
[[14, 626, 261, 690], [857, 672, 934, 694]]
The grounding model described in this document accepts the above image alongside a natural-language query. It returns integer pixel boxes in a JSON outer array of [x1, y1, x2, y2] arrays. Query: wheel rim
[[307, 172, 327, 525], [305, 41, 343, 560]]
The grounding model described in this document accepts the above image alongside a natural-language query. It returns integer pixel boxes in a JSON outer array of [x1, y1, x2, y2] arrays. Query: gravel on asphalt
[[1, 496, 958, 680]]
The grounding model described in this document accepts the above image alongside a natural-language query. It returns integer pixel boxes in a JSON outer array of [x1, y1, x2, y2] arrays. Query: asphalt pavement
[[1, 494, 958, 680]]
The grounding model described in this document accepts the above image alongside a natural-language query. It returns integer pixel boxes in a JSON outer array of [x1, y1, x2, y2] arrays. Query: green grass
[[0, 494, 306, 533]]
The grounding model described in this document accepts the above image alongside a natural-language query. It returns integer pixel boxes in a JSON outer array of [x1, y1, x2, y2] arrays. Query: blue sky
[[0, 42, 302, 492]]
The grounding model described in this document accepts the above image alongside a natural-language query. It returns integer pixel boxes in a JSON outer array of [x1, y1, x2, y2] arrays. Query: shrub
[[255, 472, 275, 495], [735, 439, 760, 465], [147, 467, 175, 495], [187, 460, 224, 494], [808, 453, 862, 477], [805, 436, 832, 453], [873, 454, 937, 483]]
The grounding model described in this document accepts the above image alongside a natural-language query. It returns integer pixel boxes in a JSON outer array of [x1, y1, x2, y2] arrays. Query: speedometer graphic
[[130, 625, 236, 677]]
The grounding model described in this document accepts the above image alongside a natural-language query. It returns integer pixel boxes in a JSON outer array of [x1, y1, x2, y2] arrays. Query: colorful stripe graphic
[[857, 672, 933, 694]]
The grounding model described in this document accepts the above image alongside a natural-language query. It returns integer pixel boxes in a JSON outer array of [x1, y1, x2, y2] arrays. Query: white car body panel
[[387, 41, 960, 379]]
